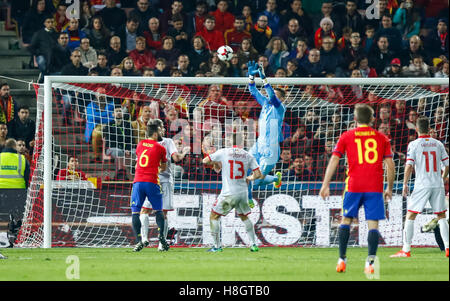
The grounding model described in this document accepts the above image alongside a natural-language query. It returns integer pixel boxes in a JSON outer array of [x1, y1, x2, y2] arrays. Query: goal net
[[16, 77, 449, 248]]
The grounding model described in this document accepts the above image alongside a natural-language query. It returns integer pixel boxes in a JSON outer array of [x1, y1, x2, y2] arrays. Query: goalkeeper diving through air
[[246, 61, 286, 206]]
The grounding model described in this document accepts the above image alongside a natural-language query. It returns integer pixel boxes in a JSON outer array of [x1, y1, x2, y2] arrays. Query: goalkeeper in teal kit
[[246, 61, 286, 207]]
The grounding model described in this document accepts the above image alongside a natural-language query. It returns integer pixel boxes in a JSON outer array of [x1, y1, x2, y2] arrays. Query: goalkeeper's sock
[[438, 218, 449, 250], [132, 213, 141, 243], [368, 229, 380, 257], [155, 210, 165, 239], [338, 224, 350, 260], [242, 218, 256, 246], [402, 219, 414, 253], [139, 214, 149, 243], [210, 218, 221, 249]]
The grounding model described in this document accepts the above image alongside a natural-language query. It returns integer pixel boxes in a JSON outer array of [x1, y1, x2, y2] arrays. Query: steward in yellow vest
[[0, 138, 30, 189]]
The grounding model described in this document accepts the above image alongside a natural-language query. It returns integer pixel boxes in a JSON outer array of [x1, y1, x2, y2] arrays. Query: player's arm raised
[[319, 155, 340, 200]]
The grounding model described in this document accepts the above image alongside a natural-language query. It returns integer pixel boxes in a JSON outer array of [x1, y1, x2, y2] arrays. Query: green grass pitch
[[0, 247, 448, 281]]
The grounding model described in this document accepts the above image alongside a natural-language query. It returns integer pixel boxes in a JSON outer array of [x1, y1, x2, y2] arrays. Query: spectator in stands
[[314, 17, 337, 49], [340, 31, 365, 75], [283, 156, 315, 182], [256, 55, 274, 77], [154, 58, 170, 76], [236, 37, 259, 69], [186, 0, 209, 35], [106, 36, 127, 67], [110, 66, 123, 76], [129, 36, 157, 71], [0, 138, 30, 189], [118, 56, 141, 76], [84, 16, 111, 52], [22, 0, 51, 46], [79, 0, 93, 30], [155, 36, 181, 68], [197, 84, 232, 122], [96, 0, 127, 34], [160, 0, 187, 34], [103, 106, 134, 173], [84, 87, 114, 162], [320, 36, 343, 76], [76, 38, 98, 70], [224, 15, 251, 52], [275, 148, 293, 174], [265, 37, 290, 71], [250, 14, 272, 54], [316, 139, 345, 181], [201, 52, 228, 76], [27, 16, 58, 81], [288, 38, 308, 65], [49, 32, 71, 75], [241, 4, 254, 33], [167, 13, 190, 53], [143, 17, 165, 51], [434, 60, 449, 78], [312, 1, 341, 36], [340, 0, 364, 36], [303, 154, 320, 180], [368, 36, 394, 75], [393, 0, 421, 46], [61, 49, 89, 76], [0, 83, 18, 124], [431, 106, 446, 141], [63, 18, 87, 51], [357, 55, 378, 77], [285, 59, 300, 77], [393, 99, 408, 122], [260, 0, 282, 36], [425, 18, 449, 61], [285, 124, 312, 157], [211, 0, 235, 33], [91, 52, 111, 76], [196, 15, 225, 51], [6, 105, 35, 150], [16, 139, 32, 164], [129, 0, 159, 33], [283, 0, 313, 38], [0, 123, 7, 151], [131, 105, 152, 144], [365, 0, 389, 31], [176, 54, 194, 77], [382, 57, 405, 77], [187, 35, 211, 73], [362, 24, 376, 54], [403, 54, 432, 77], [116, 15, 142, 54], [374, 104, 397, 132], [405, 109, 419, 130], [56, 155, 87, 181], [373, 13, 403, 55], [399, 35, 429, 66], [298, 48, 326, 77], [53, 3, 69, 32]]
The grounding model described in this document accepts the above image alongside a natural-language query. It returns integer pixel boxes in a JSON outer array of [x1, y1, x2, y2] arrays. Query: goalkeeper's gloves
[[248, 199, 255, 209], [258, 64, 269, 85], [247, 61, 259, 81]]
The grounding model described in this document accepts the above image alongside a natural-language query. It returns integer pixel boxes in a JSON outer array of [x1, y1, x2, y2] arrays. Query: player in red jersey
[[320, 103, 395, 275], [131, 120, 169, 252]]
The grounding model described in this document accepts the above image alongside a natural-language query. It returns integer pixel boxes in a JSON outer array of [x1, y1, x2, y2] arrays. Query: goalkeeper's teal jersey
[[248, 82, 286, 165]]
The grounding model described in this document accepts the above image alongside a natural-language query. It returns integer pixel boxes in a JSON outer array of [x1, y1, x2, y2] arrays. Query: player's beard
[[157, 133, 162, 141]]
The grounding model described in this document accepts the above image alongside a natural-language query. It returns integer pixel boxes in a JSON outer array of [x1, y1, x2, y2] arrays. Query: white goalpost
[[24, 76, 448, 248]]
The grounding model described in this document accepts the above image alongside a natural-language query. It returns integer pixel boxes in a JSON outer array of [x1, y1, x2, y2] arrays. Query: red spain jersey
[[133, 139, 167, 184], [333, 125, 393, 193]]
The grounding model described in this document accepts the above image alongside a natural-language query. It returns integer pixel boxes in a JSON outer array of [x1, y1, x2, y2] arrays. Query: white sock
[[438, 218, 449, 249], [210, 218, 221, 248], [140, 214, 149, 243], [242, 218, 256, 246], [402, 219, 414, 252]]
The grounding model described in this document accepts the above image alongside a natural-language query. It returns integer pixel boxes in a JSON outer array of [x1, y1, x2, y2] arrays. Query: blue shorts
[[342, 192, 385, 221], [130, 182, 163, 214]]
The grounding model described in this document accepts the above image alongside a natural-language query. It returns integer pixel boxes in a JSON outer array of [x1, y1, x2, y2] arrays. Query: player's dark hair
[[274, 88, 286, 99], [416, 116, 429, 134], [354, 103, 374, 125], [147, 123, 160, 138]]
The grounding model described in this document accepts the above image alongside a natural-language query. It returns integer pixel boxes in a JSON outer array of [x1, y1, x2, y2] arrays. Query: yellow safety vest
[[0, 152, 26, 189]]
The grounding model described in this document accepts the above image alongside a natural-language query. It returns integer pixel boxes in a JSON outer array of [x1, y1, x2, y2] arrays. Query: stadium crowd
[[1, 0, 449, 182]]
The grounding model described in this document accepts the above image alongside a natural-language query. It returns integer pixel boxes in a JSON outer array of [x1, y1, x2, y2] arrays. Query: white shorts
[[143, 182, 174, 211], [408, 187, 447, 214], [212, 192, 251, 217]]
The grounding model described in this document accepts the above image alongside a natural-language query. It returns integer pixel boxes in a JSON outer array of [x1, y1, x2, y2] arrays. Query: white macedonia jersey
[[406, 135, 449, 189], [158, 137, 178, 183], [209, 147, 259, 197]]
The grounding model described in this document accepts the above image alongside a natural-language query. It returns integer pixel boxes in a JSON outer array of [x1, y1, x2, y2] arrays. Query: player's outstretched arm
[[384, 157, 395, 201], [259, 64, 282, 108], [319, 155, 340, 200]]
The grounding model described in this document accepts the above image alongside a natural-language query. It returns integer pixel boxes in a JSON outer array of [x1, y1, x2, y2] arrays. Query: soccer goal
[[16, 76, 448, 248]]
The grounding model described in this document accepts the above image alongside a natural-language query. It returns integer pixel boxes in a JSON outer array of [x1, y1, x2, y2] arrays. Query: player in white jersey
[[391, 117, 449, 258], [142, 119, 190, 251], [202, 133, 262, 252]]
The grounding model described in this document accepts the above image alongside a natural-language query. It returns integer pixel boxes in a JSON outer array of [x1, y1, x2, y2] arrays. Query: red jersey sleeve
[[381, 134, 393, 159], [332, 131, 348, 158]]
